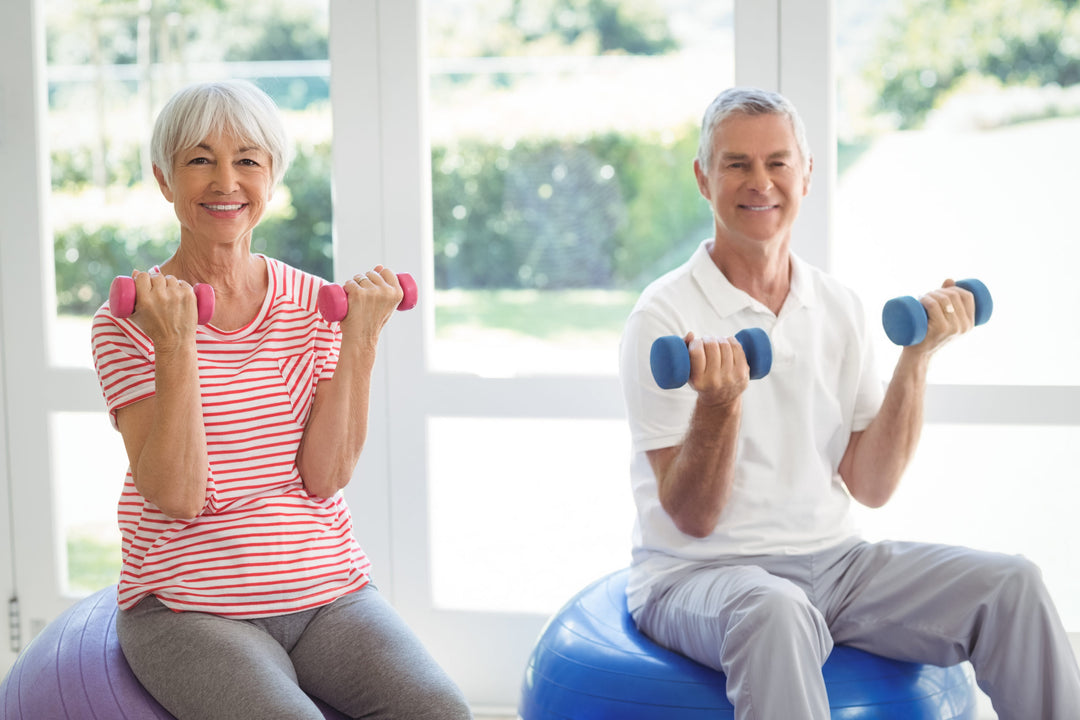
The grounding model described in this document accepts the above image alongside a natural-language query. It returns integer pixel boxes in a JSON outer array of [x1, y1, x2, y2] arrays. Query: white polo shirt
[[619, 240, 885, 613]]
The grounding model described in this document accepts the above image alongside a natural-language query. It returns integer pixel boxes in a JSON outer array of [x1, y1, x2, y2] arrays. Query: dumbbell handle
[[650, 327, 772, 390], [109, 275, 215, 325], [882, 278, 992, 346], [318, 272, 418, 322]]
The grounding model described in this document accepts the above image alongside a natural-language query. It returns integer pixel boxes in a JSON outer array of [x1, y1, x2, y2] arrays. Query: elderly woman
[[90, 80, 471, 720]]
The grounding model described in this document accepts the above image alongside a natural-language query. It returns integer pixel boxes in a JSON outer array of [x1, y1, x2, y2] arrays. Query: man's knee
[[982, 553, 1045, 599], [724, 583, 831, 662]]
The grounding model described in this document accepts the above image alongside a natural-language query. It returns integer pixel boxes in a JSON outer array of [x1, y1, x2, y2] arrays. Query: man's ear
[[152, 164, 174, 202], [693, 158, 711, 201], [803, 155, 813, 196]]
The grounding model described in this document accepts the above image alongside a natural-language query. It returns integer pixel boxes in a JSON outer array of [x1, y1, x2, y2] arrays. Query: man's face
[[694, 112, 811, 250]]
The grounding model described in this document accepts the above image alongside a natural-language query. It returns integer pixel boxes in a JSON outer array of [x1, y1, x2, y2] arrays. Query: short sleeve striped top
[[90, 256, 371, 618]]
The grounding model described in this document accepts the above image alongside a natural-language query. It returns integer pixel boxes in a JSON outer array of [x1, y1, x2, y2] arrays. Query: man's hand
[[685, 331, 751, 407], [911, 279, 976, 356]]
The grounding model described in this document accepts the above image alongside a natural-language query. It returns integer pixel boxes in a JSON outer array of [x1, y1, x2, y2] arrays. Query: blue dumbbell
[[881, 278, 992, 346], [650, 327, 773, 390]]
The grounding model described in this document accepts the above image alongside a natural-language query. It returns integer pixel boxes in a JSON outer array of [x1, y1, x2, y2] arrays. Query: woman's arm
[[296, 266, 403, 498], [114, 273, 208, 520]]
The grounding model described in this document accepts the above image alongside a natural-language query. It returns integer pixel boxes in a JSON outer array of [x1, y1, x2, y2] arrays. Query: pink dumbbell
[[317, 272, 418, 322], [108, 275, 216, 325]]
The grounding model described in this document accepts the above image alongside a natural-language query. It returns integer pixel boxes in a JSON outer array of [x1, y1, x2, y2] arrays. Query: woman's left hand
[[339, 266, 404, 347]]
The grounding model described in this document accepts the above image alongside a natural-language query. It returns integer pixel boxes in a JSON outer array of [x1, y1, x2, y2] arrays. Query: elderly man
[[618, 86, 1080, 719]]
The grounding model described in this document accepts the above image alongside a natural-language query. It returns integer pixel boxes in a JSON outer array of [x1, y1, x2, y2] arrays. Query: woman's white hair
[[151, 79, 290, 188], [696, 87, 811, 175]]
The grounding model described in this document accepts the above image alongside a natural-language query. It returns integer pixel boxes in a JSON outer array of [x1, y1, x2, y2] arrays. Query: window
[[44, 0, 332, 594], [836, 0, 1080, 630], [423, 0, 736, 616], [427, 0, 734, 377]]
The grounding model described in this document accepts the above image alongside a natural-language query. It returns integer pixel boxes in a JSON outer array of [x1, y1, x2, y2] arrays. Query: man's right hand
[[685, 331, 751, 406]]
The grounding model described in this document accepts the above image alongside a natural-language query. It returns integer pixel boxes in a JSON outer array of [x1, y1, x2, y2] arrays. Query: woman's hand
[[128, 271, 200, 351], [338, 266, 404, 348]]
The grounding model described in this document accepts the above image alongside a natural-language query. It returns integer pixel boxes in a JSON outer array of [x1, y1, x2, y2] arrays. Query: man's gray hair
[[151, 79, 290, 188], [696, 87, 810, 175]]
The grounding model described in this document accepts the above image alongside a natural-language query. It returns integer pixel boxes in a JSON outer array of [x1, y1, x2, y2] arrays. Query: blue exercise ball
[[520, 569, 977, 719]]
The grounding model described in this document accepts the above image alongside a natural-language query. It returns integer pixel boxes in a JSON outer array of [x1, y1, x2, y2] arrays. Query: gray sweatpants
[[634, 539, 1080, 720], [116, 584, 472, 720]]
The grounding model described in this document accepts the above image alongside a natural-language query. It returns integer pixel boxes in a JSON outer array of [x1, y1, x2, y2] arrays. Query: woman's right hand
[[129, 272, 200, 350]]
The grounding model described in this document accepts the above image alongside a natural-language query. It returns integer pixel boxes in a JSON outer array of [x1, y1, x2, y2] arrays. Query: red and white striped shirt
[[91, 256, 371, 617]]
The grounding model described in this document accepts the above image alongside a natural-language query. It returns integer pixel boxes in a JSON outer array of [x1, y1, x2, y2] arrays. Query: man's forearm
[[654, 397, 742, 537], [840, 348, 930, 507]]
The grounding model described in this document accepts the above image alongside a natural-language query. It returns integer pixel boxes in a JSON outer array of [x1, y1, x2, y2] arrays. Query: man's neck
[[708, 237, 791, 315]]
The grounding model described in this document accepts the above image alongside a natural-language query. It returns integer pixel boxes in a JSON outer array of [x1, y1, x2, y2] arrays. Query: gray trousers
[[116, 584, 472, 720], [634, 539, 1080, 720]]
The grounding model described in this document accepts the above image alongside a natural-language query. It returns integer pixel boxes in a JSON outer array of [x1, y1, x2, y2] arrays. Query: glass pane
[[51, 413, 127, 595], [836, 0, 1080, 385], [427, 0, 735, 376], [46, 0, 332, 367], [851, 424, 1080, 631], [429, 418, 635, 614]]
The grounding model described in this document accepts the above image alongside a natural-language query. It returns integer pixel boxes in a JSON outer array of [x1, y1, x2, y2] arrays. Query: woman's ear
[[152, 164, 174, 202]]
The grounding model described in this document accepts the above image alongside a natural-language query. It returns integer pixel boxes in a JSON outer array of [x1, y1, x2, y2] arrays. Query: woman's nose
[[211, 162, 238, 191]]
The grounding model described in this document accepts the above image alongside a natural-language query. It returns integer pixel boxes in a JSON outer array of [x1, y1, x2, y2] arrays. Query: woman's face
[[155, 129, 275, 249]]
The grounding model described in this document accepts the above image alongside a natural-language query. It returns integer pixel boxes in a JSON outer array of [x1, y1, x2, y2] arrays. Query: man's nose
[[747, 162, 772, 192]]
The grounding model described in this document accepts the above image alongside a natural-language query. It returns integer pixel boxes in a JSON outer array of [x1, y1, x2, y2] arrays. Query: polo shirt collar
[[689, 240, 817, 320]]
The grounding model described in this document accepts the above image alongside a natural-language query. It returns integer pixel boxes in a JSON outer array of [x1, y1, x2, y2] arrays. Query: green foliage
[[66, 533, 121, 595], [434, 288, 639, 339], [507, 0, 678, 55], [253, 140, 334, 279], [51, 142, 143, 190], [433, 0, 678, 58], [55, 222, 178, 316], [431, 127, 711, 292], [55, 128, 712, 315], [868, 0, 1080, 128], [48, 0, 708, 313], [54, 142, 333, 315]]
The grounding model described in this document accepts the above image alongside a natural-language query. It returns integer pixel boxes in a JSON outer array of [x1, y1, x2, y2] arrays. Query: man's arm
[[646, 333, 750, 538], [839, 280, 975, 507]]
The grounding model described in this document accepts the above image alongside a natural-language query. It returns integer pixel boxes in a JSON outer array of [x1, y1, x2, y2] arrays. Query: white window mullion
[[328, 0, 397, 601], [0, 0, 67, 666], [778, 0, 834, 271], [735, 0, 780, 90]]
